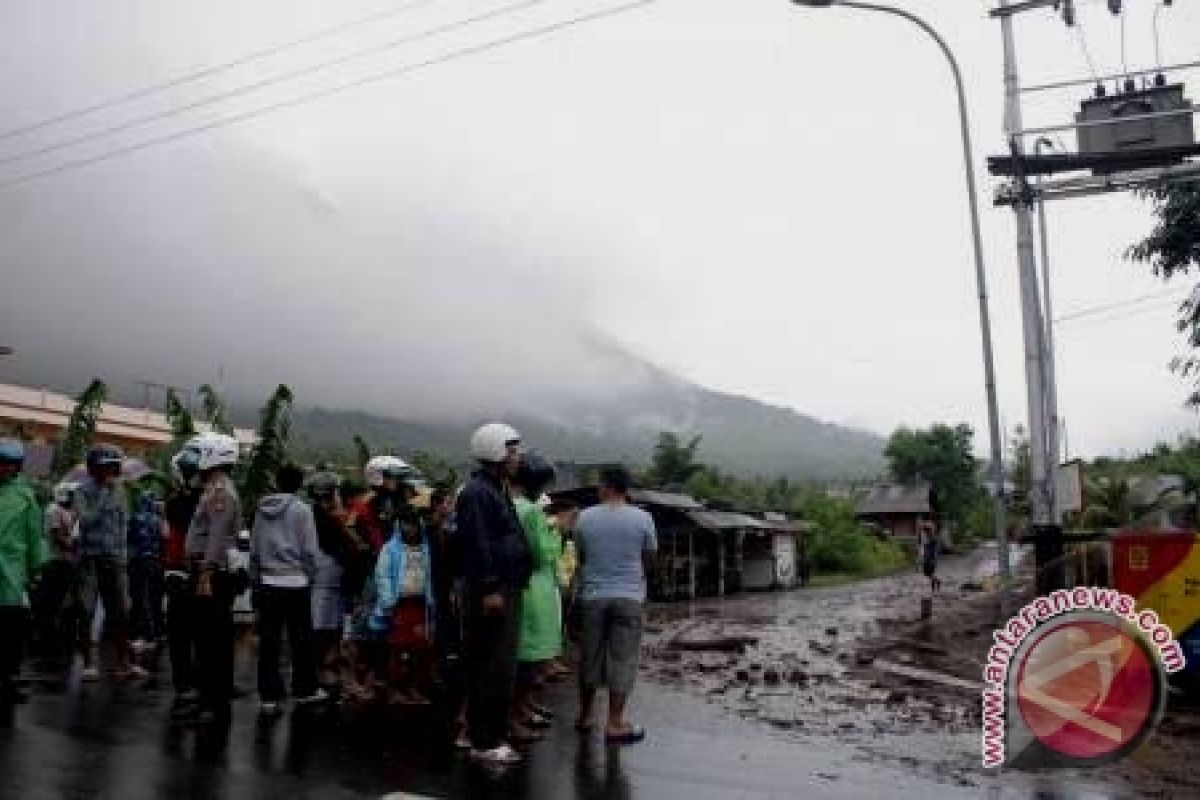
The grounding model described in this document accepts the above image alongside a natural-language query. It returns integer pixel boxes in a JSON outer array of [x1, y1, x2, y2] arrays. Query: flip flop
[[604, 726, 646, 746]]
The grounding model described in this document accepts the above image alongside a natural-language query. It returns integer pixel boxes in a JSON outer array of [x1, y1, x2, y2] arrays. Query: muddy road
[[641, 546, 1200, 798]]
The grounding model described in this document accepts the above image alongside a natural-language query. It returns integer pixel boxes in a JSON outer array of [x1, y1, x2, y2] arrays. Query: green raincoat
[[0, 474, 49, 607], [515, 497, 562, 663]]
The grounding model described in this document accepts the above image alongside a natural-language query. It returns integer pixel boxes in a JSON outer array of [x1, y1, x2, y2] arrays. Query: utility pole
[[996, 0, 1062, 593], [1035, 137, 1063, 525]]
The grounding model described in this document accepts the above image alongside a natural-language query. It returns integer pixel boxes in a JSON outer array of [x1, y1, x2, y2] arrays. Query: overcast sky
[[1, 0, 1198, 458]]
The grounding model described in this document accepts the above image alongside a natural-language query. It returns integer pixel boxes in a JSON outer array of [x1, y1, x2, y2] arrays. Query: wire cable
[[0, 0, 439, 144], [0, 0, 552, 169], [1119, 5, 1129, 77], [1074, 23, 1099, 81], [1153, 1, 1166, 72], [1054, 289, 1189, 324], [0, 0, 660, 191]]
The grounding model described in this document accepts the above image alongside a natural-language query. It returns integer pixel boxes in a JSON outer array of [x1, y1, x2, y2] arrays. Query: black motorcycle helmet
[[86, 443, 124, 478], [514, 450, 556, 498]]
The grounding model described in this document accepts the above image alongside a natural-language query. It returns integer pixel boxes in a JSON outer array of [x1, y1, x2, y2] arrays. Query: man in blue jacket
[[455, 423, 532, 767]]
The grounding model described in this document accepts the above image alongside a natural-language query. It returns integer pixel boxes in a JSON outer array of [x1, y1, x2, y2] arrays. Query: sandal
[[604, 725, 646, 746]]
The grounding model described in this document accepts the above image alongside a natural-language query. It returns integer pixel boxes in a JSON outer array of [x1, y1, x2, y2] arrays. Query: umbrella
[[66, 457, 153, 484]]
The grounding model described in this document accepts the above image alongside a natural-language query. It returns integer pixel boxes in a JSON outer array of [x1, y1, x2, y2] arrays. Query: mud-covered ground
[[641, 545, 1200, 798]]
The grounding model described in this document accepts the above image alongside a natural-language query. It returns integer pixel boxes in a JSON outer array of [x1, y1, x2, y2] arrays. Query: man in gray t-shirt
[[575, 466, 656, 746]]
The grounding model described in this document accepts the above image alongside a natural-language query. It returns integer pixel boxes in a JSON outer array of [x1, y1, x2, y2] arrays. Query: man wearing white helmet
[[455, 423, 534, 767], [182, 432, 242, 727]]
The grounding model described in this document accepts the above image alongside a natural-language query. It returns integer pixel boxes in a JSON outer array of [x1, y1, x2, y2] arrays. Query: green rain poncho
[[515, 496, 562, 663], [0, 474, 49, 607]]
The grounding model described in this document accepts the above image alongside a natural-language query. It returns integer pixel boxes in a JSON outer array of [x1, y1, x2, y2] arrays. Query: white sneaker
[[471, 743, 522, 766], [294, 688, 329, 706], [259, 701, 282, 716]]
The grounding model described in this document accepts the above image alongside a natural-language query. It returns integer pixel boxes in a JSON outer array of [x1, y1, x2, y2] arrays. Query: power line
[[0, 0, 660, 191], [1074, 19, 1099, 81], [1054, 288, 1189, 324], [0, 0, 553, 169], [0, 0, 438, 144]]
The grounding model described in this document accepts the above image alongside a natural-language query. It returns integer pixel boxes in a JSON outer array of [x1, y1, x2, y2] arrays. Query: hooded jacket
[[248, 493, 320, 588], [0, 475, 49, 607]]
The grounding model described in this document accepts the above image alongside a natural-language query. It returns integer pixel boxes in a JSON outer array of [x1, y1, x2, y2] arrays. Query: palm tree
[[240, 384, 294, 521], [198, 383, 233, 434], [52, 379, 107, 478]]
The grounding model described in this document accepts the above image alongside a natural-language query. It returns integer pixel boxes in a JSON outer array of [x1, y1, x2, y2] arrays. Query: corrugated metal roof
[[855, 483, 933, 516], [629, 489, 705, 511], [687, 510, 769, 530]]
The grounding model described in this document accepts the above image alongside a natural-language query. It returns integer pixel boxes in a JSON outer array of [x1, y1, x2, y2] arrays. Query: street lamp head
[[792, 0, 836, 6]]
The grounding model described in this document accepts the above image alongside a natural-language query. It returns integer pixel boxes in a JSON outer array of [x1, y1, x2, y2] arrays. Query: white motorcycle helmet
[[364, 455, 415, 489], [469, 422, 521, 463], [53, 481, 80, 506], [183, 432, 240, 471]]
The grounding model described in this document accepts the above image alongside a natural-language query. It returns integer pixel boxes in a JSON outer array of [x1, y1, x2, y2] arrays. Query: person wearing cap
[[77, 443, 143, 681], [456, 423, 533, 767], [0, 438, 49, 706]]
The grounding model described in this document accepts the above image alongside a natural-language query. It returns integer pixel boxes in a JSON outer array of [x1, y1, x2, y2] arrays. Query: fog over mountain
[[2, 147, 882, 479]]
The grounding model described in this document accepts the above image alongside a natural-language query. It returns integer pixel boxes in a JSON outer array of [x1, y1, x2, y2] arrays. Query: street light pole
[[790, 0, 1011, 605]]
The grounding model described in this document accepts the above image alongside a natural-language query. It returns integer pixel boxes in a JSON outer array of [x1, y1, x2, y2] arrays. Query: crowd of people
[[0, 422, 658, 768]]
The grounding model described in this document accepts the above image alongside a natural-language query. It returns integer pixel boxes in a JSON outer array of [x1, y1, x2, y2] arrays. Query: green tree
[[240, 384, 294, 520], [1081, 478, 1132, 529], [1007, 425, 1032, 522], [884, 423, 982, 529], [352, 434, 372, 471], [1129, 183, 1200, 404], [165, 388, 197, 447], [410, 449, 459, 487], [198, 383, 233, 434], [647, 432, 705, 489], [52, 379, 108, 477]]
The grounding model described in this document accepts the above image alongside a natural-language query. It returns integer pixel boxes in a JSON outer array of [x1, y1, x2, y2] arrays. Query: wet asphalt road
[[0, 669, 1003, 800], [0, 556, 1150, 799]]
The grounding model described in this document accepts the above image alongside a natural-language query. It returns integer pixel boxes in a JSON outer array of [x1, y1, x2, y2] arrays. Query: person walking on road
[[918, 522, 941, 594], [0, 439, 49, 707], [456, 423, 533, 767], [575, 465, 656, 746], [184, 432, 242, 727], [249, 464, 325, 716], [77, 444, 144, 681]]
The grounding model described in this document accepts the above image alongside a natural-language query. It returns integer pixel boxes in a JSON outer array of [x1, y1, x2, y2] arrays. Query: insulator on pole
[[1059, 0, 1076, 26]]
